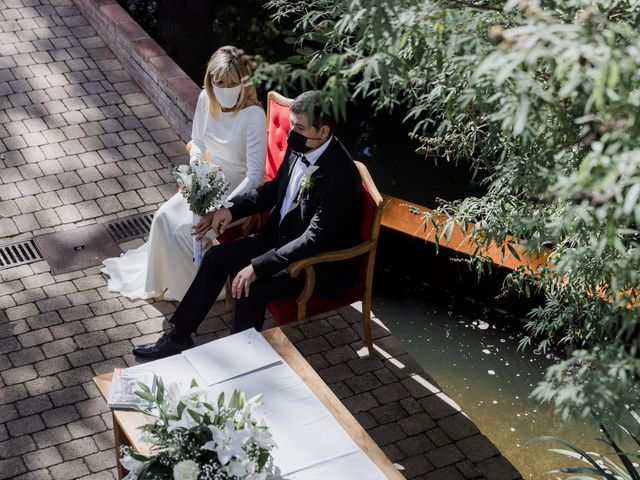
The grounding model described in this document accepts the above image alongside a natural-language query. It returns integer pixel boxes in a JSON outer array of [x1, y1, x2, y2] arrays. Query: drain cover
[[34, 224, 122, 275], [0, 239, 43, 270], [104, 212, 154, 242]]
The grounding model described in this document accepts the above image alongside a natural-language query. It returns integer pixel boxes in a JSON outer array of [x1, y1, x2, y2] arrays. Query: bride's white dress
[[102, 91, 267, 301]]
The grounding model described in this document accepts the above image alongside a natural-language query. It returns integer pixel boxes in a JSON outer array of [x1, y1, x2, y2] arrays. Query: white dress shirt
[[279, 136, 333, 221]]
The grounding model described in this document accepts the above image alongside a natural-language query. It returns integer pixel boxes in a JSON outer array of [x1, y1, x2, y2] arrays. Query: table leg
[[113, 412, 128, 479]]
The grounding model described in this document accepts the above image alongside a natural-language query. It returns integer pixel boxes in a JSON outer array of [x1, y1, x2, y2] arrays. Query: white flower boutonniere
[[297, 165, 319, 202]]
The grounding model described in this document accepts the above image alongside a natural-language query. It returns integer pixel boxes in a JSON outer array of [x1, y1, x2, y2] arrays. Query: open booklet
[[181, 327, 282, 385], [118, 328, 282, 392], [107, 368, 156, 409]]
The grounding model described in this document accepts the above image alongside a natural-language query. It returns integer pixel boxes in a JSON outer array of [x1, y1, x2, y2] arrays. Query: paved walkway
[[0, 0, 522, 479]]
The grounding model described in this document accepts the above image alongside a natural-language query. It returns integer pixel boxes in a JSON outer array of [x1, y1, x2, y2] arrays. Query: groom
[[133, 91, 364, 358]]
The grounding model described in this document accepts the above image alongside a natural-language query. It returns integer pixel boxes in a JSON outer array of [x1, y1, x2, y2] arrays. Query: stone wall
[[71, 0, 199, 146]]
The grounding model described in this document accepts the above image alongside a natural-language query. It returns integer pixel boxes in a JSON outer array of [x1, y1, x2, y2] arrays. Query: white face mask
[[213, 85, 242, 109]]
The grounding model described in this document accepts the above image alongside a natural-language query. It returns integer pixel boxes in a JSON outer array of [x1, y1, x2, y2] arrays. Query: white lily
[[167, 406, 200, 432], [202, 418, 250, 465], [163, 382, 182, 417], [192, 164, 211, 188], [249, 420, 276, 450], [192, 163, 210, 175], [225, 457, 251, 477], [176, 172, 193, 189], [120, 455, 145, 478], [234, 394, 260, 426]]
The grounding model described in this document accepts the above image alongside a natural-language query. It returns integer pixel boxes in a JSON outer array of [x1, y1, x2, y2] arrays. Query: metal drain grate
[[0, 239, 43, 270], [34, 224, 122, 275], [104, 212, 155, 242]]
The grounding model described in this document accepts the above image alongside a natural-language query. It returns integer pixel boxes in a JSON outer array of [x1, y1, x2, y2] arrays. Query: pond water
[[373, 232, 607, 478], [119, 1, 611, 477]]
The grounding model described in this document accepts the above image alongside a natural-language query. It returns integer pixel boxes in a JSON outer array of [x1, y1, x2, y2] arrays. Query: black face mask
[[287, 129, 321, 155]]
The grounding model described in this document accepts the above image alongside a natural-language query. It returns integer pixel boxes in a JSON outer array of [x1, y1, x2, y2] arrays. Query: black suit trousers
[[169, 232, 304, 337]]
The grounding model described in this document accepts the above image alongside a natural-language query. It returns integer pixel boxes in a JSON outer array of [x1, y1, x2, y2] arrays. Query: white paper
[[206, 363, 371, 476], [286, 451, 387, 480], [132, 354, 205, 392], [183, 328, 282, 386]]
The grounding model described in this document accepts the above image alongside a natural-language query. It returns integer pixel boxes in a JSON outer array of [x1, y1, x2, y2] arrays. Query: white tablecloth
[[134, 329, 387, 479]]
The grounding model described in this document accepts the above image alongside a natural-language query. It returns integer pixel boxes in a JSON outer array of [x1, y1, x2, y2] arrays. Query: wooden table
[[95, 327, 403, 479]]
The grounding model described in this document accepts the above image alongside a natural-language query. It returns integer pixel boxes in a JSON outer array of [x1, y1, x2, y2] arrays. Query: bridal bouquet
[[172, 161, 231, 267], [120, 378, 277, 480]]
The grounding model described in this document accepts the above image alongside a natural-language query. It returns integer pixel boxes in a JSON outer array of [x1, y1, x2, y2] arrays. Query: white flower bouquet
[[172, 161, 231, 267], [120, 378, 277, 480]]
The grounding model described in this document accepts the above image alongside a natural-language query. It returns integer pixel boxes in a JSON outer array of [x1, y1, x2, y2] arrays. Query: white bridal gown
[[102, 90, 267, 301]]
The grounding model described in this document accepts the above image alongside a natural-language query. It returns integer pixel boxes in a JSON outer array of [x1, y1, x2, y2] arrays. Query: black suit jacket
[[229, 138, 363, 298]]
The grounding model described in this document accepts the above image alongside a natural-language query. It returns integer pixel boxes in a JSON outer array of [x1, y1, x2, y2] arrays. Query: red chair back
[[265, 92, 292, 181], [263, 93, 384, 251], [360, 182, 377, 242]]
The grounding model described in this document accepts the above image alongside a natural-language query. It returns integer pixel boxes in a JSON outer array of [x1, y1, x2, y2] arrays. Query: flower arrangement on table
[[120, 378, 277, 480], [172, 161, 231, 267]]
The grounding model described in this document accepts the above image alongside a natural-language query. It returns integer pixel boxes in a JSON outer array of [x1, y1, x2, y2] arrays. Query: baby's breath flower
[[119, 379, 275, 479]]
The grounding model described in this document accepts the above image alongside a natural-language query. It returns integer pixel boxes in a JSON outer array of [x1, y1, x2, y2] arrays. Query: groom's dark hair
[[290, 91, 335, 134]]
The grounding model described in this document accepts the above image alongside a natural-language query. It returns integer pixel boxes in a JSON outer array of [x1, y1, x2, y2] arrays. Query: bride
[[102, 45, 266, 301]]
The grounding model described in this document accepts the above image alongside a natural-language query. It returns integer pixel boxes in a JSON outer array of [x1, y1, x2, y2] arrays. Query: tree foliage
[[253, 0, 640, 420]]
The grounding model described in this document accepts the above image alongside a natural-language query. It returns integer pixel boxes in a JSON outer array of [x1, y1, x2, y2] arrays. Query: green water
[[371, 271, 621, 479]]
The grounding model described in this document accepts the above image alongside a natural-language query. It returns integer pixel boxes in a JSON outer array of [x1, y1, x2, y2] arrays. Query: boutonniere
[[297, 165, 319, 202]]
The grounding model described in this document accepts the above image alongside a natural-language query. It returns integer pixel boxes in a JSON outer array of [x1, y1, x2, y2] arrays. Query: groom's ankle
[[167, 326, 191, 343]]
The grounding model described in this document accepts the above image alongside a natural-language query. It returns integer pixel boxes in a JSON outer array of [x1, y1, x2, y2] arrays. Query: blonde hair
[[203, 45, 260, 116]]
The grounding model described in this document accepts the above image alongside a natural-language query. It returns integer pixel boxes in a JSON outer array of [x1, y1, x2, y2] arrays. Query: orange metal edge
[[380, 194, 550, 272]]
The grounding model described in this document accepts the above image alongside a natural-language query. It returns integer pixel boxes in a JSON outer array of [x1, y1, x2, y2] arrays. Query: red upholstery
[[268, 174, 378, 326], [265, 98, 291, 181], [216, 225, 245, 244], [269, 282, 366, 325]]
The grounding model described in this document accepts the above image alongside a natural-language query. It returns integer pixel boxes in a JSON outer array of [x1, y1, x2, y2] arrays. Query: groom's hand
[[232, 265, 257, 299], [212, 208, 232, 234]]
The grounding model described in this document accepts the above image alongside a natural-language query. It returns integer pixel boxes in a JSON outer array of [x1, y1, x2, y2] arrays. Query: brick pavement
[[0, 0, 522, 478]]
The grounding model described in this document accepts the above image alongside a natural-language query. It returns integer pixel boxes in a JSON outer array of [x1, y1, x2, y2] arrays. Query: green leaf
[[513, 94, 529, 136], [135, 390, 155, 403], [623, 183, 640, 215], [530, 436, 617, 478], [597, 422, 640, 480], [188, 408, 203, 423], [506, 242, 521, 262]]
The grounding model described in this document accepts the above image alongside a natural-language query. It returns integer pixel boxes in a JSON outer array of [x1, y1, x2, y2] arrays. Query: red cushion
[[268, 281, 366, 325], [266, 99, 291, 181], [216, 225, 245, 244]]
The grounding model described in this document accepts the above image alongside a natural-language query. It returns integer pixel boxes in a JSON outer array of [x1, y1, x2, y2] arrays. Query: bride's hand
[[192, 212, 215, 240]]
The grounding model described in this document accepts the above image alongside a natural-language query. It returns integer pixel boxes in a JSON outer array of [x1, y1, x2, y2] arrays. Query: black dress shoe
[[132, 331, 194, 359]]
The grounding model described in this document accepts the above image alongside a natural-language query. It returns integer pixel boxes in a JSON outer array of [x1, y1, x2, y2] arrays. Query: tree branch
[[445, 0, 503, 12]]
